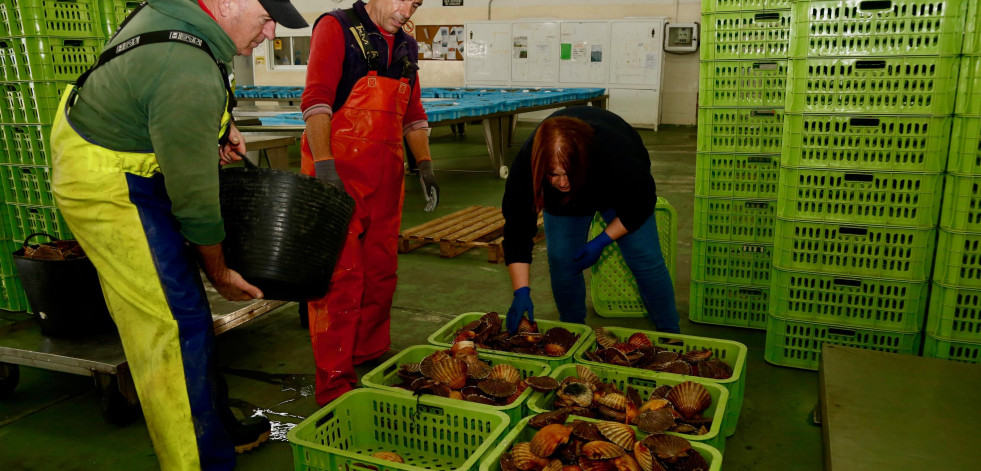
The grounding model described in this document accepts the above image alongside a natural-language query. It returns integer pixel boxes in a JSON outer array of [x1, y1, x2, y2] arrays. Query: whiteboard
[[510, 20, 559, 85], [609, 18, 665, 87], [464, 22, 511, 85], [559, 21, 610, 85]]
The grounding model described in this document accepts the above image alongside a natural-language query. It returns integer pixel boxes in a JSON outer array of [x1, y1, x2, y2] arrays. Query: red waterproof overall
[[300, 71, 410, 405]]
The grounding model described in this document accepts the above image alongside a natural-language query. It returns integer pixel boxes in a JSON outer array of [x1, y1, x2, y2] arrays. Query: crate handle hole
[[63, 39, 84, 47], [855, 60, 886, 70], [753, 12, 780, 21], [843, 173, 874, 182], [738, 288, 763, 296], [753, 62, 778, 70], [828, 327, 857, 337], [747, 156, 773, 164], [750, 110, 776, 117], [314, 410, 334, 429], [859, 1, 892, 11], [849, 117, 880, 127], [353, 463, 379, 471], [657, 337, 682, 347], [832, 278, 862, 287], [838, 226, 868, 236]]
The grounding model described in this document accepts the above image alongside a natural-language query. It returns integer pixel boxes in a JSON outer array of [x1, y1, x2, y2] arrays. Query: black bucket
[[12, 233, 114, 337], [219, 162, 354, 302]]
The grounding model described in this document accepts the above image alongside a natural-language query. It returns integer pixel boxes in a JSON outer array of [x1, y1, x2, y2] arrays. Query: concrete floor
[[0, 122, 823, 470]]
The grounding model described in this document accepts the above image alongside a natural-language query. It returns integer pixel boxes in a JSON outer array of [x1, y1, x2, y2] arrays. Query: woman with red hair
[[501, 106, 679, 334]]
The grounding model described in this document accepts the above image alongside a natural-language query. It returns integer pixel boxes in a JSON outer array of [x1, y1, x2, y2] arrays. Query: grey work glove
[[418, 160, 439, 213], [314, 159, 345, 193]]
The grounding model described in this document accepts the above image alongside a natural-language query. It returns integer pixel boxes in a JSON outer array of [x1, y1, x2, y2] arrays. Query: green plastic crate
[[698, 60, 788, 108], [926, 282, 981, 342], [0, 36, 102, 82], [772, 219, 936, 280], [427, 313, 594, 370], [588, 197, 676, 318], [701, 11, 793, 60], [287, 388, 510, 471], [697, 107, 785, 154], [947, 116, 981, 175], [573, 326, 748, 437], [98, 0, 140, 38], [770, 268, 928, 332], [0, 240, 18, 276], [4, 203, 71, 243], [692, 239, 772, 286], [765, 314, 922, 370], [0, 165, 53, 206], [479, 416, 723, 471], [786, 56, 960, 115], [940, 173, 981, 232], [921, 333, 981, 363], [955, 56, 981, 114], [526, 363, 729, 454], [695, 153, 780, 199], [0, 124, 51, 166], [693, 196, 776, 243], [689, 281, 769, 330], [0, 273, 28, 311], [965, 1, 981, 55], [0, 82, 70, 125], [792, 0, 968, 57], [933, 229, 981, 288], [776, 168, 943, 227], [1, 0, 104, 38], [702, 0, 793, 13], [361, 345, 550, 431], [781, 114, 952, 173]]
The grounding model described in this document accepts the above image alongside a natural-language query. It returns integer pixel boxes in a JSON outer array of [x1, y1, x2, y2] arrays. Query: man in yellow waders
[[50, 0, 307, 469]]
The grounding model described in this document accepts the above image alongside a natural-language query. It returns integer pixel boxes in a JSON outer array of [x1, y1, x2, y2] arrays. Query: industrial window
[[270, 36, 311, 69]]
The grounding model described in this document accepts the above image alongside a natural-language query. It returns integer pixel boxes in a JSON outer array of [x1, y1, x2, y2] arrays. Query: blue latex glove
[[573, 232, 613, 272], [506, 287, 534, 334]]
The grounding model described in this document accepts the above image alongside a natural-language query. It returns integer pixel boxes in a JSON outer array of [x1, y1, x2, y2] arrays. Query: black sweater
[[501, 106, 657, 265]]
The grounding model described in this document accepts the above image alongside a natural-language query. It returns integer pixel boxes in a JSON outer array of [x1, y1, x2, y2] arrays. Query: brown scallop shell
[[596, 393, 629, 411], [611, 454, 642, 471], [401, 362, 422, 373], [657, 360, 692, 376], [429, 358, 468, 390], [706, 357, 733, 379], [671, 448, 709, 470], [582, 440, 626, 459], [517, 317, 538, 334], [543, 460, 565, 471], [419, 351, 450, 378], [489, 363, 522, 384], [370, 451, 404, 463], [529, 409, 571, 429], [512, 442, 551, 470], [597, 404, 627, 422], [478, 378, 518, 398], [666, 381, 712, 419], [506, 381, 529, 404], [683, 348, 713, 363], [397, 365, 422, 382], [543, 343, 568, 357], [634, 441, 655, 471], [578, 457, 618, 471], [410, 377, 440, 391], [635, 407, 675, 434], [639, 398, 671, 414], [650, 385, 673, 400], [614, 342, 639, 354], [576, 365, 603, 388], [526, 376, 560, 392], [464, 393, 498, 406], [596, 421, 636, 450], [450, 340, 476, 358], [479, 311, 501, 326], [571, 420, 606, 441], [670, 423, 698, 434], [594, 327, 620, 349], [543, 327, 579, 348], [642, 434, 692, 462], [600, 348, 631, 366], [499, 452, 520, 471], [529, 424, 572, 458], [653, 351, 680, 365], [448, 390, 464, 401], [453, 330, 477, 342], [582, 349, 605, 363], [462, 355, 492, 380], [557, 381, 594, 408], [627, 332, 653, 348]]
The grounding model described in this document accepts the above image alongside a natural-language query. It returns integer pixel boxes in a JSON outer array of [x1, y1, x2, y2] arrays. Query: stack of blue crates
[[764, 0, 967, 370], [690, 0, 793, 329]]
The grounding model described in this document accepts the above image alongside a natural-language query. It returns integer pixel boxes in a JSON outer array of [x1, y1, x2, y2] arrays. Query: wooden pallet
[[398, 206, 544, 263]]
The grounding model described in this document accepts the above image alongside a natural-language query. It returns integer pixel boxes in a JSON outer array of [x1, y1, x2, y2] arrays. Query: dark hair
[[530, 116, 594, 211]]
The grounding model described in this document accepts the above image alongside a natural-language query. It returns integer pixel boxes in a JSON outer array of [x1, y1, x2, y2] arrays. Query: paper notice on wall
[[571, 42, 588, 62], [560, 43, 572, 60], [591, 44, 603, 63], [420, 43, 433, 59], [513, 35, 528, 59], [645, 52, 659, 70], [537, 42, 552, 61], [467, 40, 486, 56]]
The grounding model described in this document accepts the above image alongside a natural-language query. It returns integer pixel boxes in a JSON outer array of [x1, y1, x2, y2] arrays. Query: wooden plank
[[400, 206, 483, 237], [425, 207, 500, 240], [398, 206, 544, 262]]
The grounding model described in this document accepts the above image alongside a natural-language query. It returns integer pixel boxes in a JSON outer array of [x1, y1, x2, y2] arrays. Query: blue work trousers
[[543, 209, 681, 333]]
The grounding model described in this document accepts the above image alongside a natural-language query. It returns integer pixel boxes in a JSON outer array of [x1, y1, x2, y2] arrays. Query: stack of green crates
[[690, 0, 793, 329], [923, 8, 981, 364], [765, 0, 968, 370], [587, 197, 677, 317]]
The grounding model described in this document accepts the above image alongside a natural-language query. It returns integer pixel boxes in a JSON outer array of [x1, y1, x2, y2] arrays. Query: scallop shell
[[600, 348, 631, 366], [478, 378, 518, 398], [506, 381, 529, 404], [595, 421, 636, 450], [370, 451, 404, 463], [512, 442, 551, 470], [627, 332, 653, 348], [526, 376, 560, 392], [594, 327, 620, 349], [409, 377, 440, 391], [578, 456, 619, 471], [653, 351, 680, 365], [683, 348, 713, 363], [543, 460, 565, 471], [633, 441, 654, 471], [448, 390, 464, 400], [529, 409, 570, 429], [479, 311, 501, 327], [462, 355, 492, 380], [639, 398, 671, 414], [557, 381, 593, 408], [453, 330, 477, 342], [571, 420, 606, 441], [419, 351, 450, 378], [614, 342, 638, 354], [543, 327, 579, 348], [397, 365, 422, 382], [582, 440, 626, 459], [706, 358, 733, 379], [529, 424, 572, 458], [489, 364, 522, 384], [499, 452, 520, 471], [597, 404, 627, 422], [543, 343, 567, 357], [429, 358, 468, 389], [635, 407, 675, 434], [576, 365, 603, 388], [596, 393, 629, 411], [650, 385, 673, 400], [657, 360, 692, 376], [642, 434, 692, 462], [666, 381, 712, 419], [670, 450, 709, 471], [611, 453, 642, 471], [450, 340, 476, 358], [694, 360, 714, 379], [670, 423, 698, 434], [517, 317, 538, 334], [429, 384, 453, 397], [401, 362, 422, 373], [464, 393, 498, 405]]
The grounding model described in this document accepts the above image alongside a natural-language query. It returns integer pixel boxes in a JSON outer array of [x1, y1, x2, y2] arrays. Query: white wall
[[252, 0, 700, 125]]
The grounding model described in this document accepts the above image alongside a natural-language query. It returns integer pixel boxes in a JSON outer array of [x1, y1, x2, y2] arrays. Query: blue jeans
[[544, 209, 680, 333]]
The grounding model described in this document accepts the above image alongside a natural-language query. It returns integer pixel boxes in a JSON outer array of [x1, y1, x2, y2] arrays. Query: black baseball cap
[[257, 0, 308, 28]]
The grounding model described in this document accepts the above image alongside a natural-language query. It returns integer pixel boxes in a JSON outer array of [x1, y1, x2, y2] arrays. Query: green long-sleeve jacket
[[68, 0, 236, 245]]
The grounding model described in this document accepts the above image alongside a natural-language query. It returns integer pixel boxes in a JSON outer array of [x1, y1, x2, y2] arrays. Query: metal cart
[[0, 289, 287, 425]]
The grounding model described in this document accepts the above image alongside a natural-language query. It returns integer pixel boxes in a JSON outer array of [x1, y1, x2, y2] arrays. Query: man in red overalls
[[300, 0, 437, 406]]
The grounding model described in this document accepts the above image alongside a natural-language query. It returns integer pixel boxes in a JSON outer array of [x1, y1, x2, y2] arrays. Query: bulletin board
[[415, 24, 466, 60], [511, 20, 559, 84], [464, 21, 512, 84], [558, 20, 610, 85]]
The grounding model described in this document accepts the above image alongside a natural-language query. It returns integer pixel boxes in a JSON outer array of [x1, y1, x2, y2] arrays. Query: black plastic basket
[[12, 233, 113, 337], [219, 161, 354, 302]]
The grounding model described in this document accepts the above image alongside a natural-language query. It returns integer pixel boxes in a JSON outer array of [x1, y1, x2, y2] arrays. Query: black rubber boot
[[214, 372, 271, 453]]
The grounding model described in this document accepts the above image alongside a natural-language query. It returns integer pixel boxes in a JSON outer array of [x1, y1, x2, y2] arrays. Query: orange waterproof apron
[[300, 68, 411, 405]]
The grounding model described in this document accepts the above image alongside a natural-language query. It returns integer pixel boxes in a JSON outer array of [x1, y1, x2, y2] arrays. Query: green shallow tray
[[361, 345, 550, 431], [427, 312, 594, 370], [572, 326, 747, 438], [288, 389, 511, 471], [526, 363, 729, 454], [478, 416, 723, 471]]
